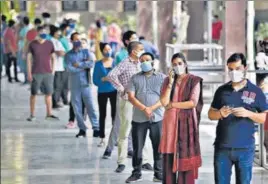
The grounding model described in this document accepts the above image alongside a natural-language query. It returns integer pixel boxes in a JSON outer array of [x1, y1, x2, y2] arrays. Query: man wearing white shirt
[[50, 26, 69, 108]]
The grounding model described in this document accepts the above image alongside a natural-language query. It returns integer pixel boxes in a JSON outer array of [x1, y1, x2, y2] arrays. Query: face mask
[[141, 61, 153, 72], [103, 51, 112, 58], [44, 18, 50, 24], [173, 65, 185, 75], [39, 33, 47, 40], [136, 50, 145, 58], [229, 70, 245, 83], [70, 23, 75, 29], [73, 41, 81, 48]]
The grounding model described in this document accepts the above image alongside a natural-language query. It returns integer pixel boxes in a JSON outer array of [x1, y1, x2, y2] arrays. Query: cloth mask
[[103, 51, 112, 58], [39, 33, 47, 40], [73, 41, 81, 48], [229, 70, 245, 83], [141, 61, 153, 72], [173, 65, 185, 75], [136, 50, 145, 58]]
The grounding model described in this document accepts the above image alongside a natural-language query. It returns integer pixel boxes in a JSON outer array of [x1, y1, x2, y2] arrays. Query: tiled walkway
[[1, 75, 268, 184]]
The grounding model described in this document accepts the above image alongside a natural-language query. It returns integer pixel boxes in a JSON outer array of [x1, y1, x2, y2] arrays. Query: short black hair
[[34, 18, 42, 25], [227, 53, 247, 67], [140, 52, 154, 60], [122, 30, 136, 47], [139, 36, 145, 40], [42, 12, 50, 18], [60, 23, 69, 31], [50, 26, 60, 37], [70, 32, 79, 41], [23, 16, 30, 25], [127, 41, 143, 55], [96, 20, 101, 28], [37, 26, 45, 32], [99, 42, 109, 53], [8, 20, 15, 27], [214, 15, 219, 19], [1, 15, 6, 22]]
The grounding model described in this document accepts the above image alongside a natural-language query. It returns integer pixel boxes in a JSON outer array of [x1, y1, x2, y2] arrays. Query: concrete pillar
[[137, 1, 153, 41], [224, 1, 246, 59], [223, 1, 246, 81], [187, 1, 204, 61], [157, 1, 173, 72]]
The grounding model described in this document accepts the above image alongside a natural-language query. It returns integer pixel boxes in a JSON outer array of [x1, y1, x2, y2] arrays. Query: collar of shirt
[[226, 79, 249, 92]]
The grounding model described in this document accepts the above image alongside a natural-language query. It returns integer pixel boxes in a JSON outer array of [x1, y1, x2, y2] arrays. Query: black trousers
[[6, 53, 18, 80], [69, 100, 85, 122], [52, 71, 69, 106], [97, 91, 117, 138], [132, 121, 162, 176]]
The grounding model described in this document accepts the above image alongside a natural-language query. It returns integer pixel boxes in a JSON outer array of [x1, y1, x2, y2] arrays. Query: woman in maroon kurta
[[159, 53, 203, 184]]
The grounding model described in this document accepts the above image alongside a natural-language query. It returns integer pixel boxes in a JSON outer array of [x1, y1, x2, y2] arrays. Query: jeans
[[69, 99, 85, 122], [97, 91, 117, 138], [52, 71, 69, 106], [132, 121, 162, 177], [214, 147, 255, 184], [6, 53, 18, 80], [71, 86, 99, 131]]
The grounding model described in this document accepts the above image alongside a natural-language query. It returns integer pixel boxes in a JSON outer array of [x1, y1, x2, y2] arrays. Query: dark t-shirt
[[211, 80, 268, 148], [29, 40, 54, 74]]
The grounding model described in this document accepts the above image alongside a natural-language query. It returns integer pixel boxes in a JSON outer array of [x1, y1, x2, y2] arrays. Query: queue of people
[[1, 13, 268, 184]]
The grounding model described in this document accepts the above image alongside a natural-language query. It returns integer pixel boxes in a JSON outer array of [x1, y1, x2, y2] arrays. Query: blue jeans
[[214, 147, 255, 184], [71, 86, 99, 131]]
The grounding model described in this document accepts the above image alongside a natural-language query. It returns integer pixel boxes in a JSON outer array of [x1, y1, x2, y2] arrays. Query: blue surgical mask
[[39, 33, 47, 40], [73, 41, 81, 48], [103, 51, 112, 58], [141, 61, 153, 72], [70, 23, 75, 29]]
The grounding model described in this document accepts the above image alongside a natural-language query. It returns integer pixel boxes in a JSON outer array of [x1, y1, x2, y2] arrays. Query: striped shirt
[[127, 71, 166, 123], [107, 57, 140, 100]]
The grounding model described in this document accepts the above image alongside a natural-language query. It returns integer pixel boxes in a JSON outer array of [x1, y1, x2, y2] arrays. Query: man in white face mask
[[208, 53, 268, 184]]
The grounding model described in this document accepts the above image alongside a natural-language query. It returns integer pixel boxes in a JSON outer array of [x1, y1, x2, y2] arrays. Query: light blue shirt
[[65, 49, 95, 89]]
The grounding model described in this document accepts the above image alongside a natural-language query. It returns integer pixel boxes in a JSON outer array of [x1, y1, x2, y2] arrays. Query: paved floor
[[1, 75, 268, 184]]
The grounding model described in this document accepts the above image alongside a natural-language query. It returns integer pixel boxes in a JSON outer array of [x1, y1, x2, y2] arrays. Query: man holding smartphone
[[208, 53, 268, 184]]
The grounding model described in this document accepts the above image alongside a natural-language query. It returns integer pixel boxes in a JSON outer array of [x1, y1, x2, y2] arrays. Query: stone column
[[187, 1, 204, 61], [137, 1, 153, 41], [224, 1, 246, 59], [158, 1, 173, 72]]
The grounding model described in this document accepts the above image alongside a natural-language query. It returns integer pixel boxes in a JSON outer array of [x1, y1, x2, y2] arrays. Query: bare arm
[[208, 107, 224, 120], [128, 91, 146, 111], [27, 52, 33, 81]]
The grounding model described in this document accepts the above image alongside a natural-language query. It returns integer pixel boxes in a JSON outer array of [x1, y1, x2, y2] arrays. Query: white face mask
[[229, 70, 245, 83], [44, 18, 50, 24], [173, 65, 185, 75], [136, 50, 145, 58]]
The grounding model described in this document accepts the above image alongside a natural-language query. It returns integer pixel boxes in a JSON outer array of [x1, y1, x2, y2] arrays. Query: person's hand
[[73, 62, 79, 68], [144, 107, 153, 118], [28, 74, 33, 82], [219, 106, 233, 118], [165, 102, 174, 110], [101, 77, 108, 82], [232, 107, 250, 118], [168, 69, 175, 84]]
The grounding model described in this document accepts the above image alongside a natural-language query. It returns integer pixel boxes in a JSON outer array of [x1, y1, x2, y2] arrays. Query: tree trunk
[[137, 1, 153, 42], [158, 1, 174, 72]]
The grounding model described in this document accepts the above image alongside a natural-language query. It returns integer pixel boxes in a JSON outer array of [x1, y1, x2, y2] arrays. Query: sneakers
[[76, 129, 86, 138], [98, 140, 105, 147], [115, 164, 125, 173], [102, 149, 112, 159], [65, 121, 76, 129], [153, 173, 163, 182], [27, 115, 36, 122], [125, 173, 142, 183], [93, 130, 100, 138], [141, 163, 153, 171], [46, 115, 60, 121], [127, 150, 133, 158]]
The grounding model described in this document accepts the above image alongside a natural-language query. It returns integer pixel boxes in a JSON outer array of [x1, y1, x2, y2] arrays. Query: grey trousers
[[52, 71, 69, 105], [106, 94, 133, 152]]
